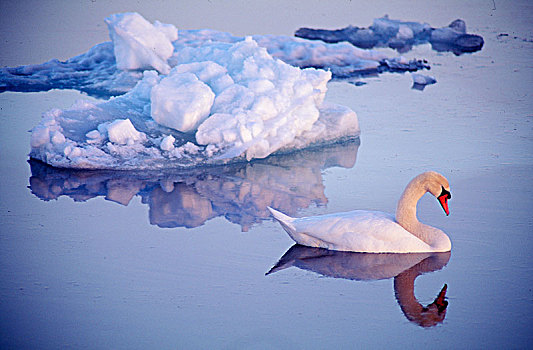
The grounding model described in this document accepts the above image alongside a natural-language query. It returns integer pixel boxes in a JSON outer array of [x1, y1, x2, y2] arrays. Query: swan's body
[[268, 171, 452, 253]]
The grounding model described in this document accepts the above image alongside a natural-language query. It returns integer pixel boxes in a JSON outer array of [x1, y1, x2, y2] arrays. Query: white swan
[[268, 171, 452, 253]]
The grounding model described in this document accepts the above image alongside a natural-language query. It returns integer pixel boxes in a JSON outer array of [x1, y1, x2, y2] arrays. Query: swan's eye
[[439, 186, 451, 199]]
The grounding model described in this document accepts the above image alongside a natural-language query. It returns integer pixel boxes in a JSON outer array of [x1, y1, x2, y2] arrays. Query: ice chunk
[[150, 71, 215, 133], [105, 12, 177, 74], [86, 130, 101, 139], [160, 135, 175, 151], [430, 19, 484, 53], [30, 125, 50, 148], [411, 73, 437, 85], [411, 73, 437, 90], [50, 131, 66, 145], [397, 25, 414, 40], [431, 19, 467, 42], [106, 119, 146, 145], [172, 61, 233, 94], [0, 41, 142, 97]]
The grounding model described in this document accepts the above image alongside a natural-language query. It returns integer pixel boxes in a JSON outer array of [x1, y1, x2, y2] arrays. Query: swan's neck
[[395, 178, 433, 245]]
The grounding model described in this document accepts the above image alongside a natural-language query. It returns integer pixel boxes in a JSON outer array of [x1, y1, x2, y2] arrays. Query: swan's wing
[[292, 210, 432, 253]]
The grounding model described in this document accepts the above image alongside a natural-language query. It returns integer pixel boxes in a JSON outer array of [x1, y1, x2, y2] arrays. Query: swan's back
[[269, 207, 432, 253]]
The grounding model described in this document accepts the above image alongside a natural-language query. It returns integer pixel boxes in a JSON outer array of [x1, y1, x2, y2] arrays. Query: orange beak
[[438, 187, 451, 216]]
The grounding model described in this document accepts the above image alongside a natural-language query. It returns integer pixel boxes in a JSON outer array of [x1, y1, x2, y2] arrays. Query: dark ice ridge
[[295, 16, 484, 55]]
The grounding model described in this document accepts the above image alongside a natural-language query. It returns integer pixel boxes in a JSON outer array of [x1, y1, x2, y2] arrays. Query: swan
[[268, 171, 452, 253]]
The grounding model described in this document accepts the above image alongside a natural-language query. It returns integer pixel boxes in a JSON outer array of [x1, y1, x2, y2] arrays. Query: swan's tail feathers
[[267, 207, 296, 234]]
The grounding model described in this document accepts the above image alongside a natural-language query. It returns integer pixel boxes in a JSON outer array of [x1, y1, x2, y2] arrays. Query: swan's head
[[421, 171, 451, 216]]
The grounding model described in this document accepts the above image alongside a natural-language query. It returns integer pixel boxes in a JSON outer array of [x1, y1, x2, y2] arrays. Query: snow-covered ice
[[28, 14, 359, 169]]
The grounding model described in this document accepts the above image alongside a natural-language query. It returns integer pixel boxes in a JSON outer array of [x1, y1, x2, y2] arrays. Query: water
[[1, 1, 532, 349]]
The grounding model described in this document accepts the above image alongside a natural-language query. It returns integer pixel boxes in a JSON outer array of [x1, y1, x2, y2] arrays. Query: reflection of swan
[[29, 139, 359, 230], [267, 244, 450, 328], [268, 171, 452, 253]]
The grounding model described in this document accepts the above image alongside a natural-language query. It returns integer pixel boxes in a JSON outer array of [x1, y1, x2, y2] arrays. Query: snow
[[28, 14, 359, 169]]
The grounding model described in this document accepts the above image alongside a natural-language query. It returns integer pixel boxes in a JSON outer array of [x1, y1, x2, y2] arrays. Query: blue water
[[1, 1, 532, 349]]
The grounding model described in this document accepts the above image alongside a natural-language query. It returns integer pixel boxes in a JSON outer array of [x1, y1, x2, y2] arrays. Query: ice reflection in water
[[29, 140, 359, 231], [267, 245, 450, 328]]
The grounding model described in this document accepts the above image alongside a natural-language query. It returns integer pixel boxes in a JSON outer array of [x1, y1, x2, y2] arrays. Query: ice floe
[[295, 15, 484, 55], [28, 23, 359, 169]]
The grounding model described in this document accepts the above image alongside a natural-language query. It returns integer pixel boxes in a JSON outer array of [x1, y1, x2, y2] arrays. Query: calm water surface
[[1, 1, 532, 349]]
